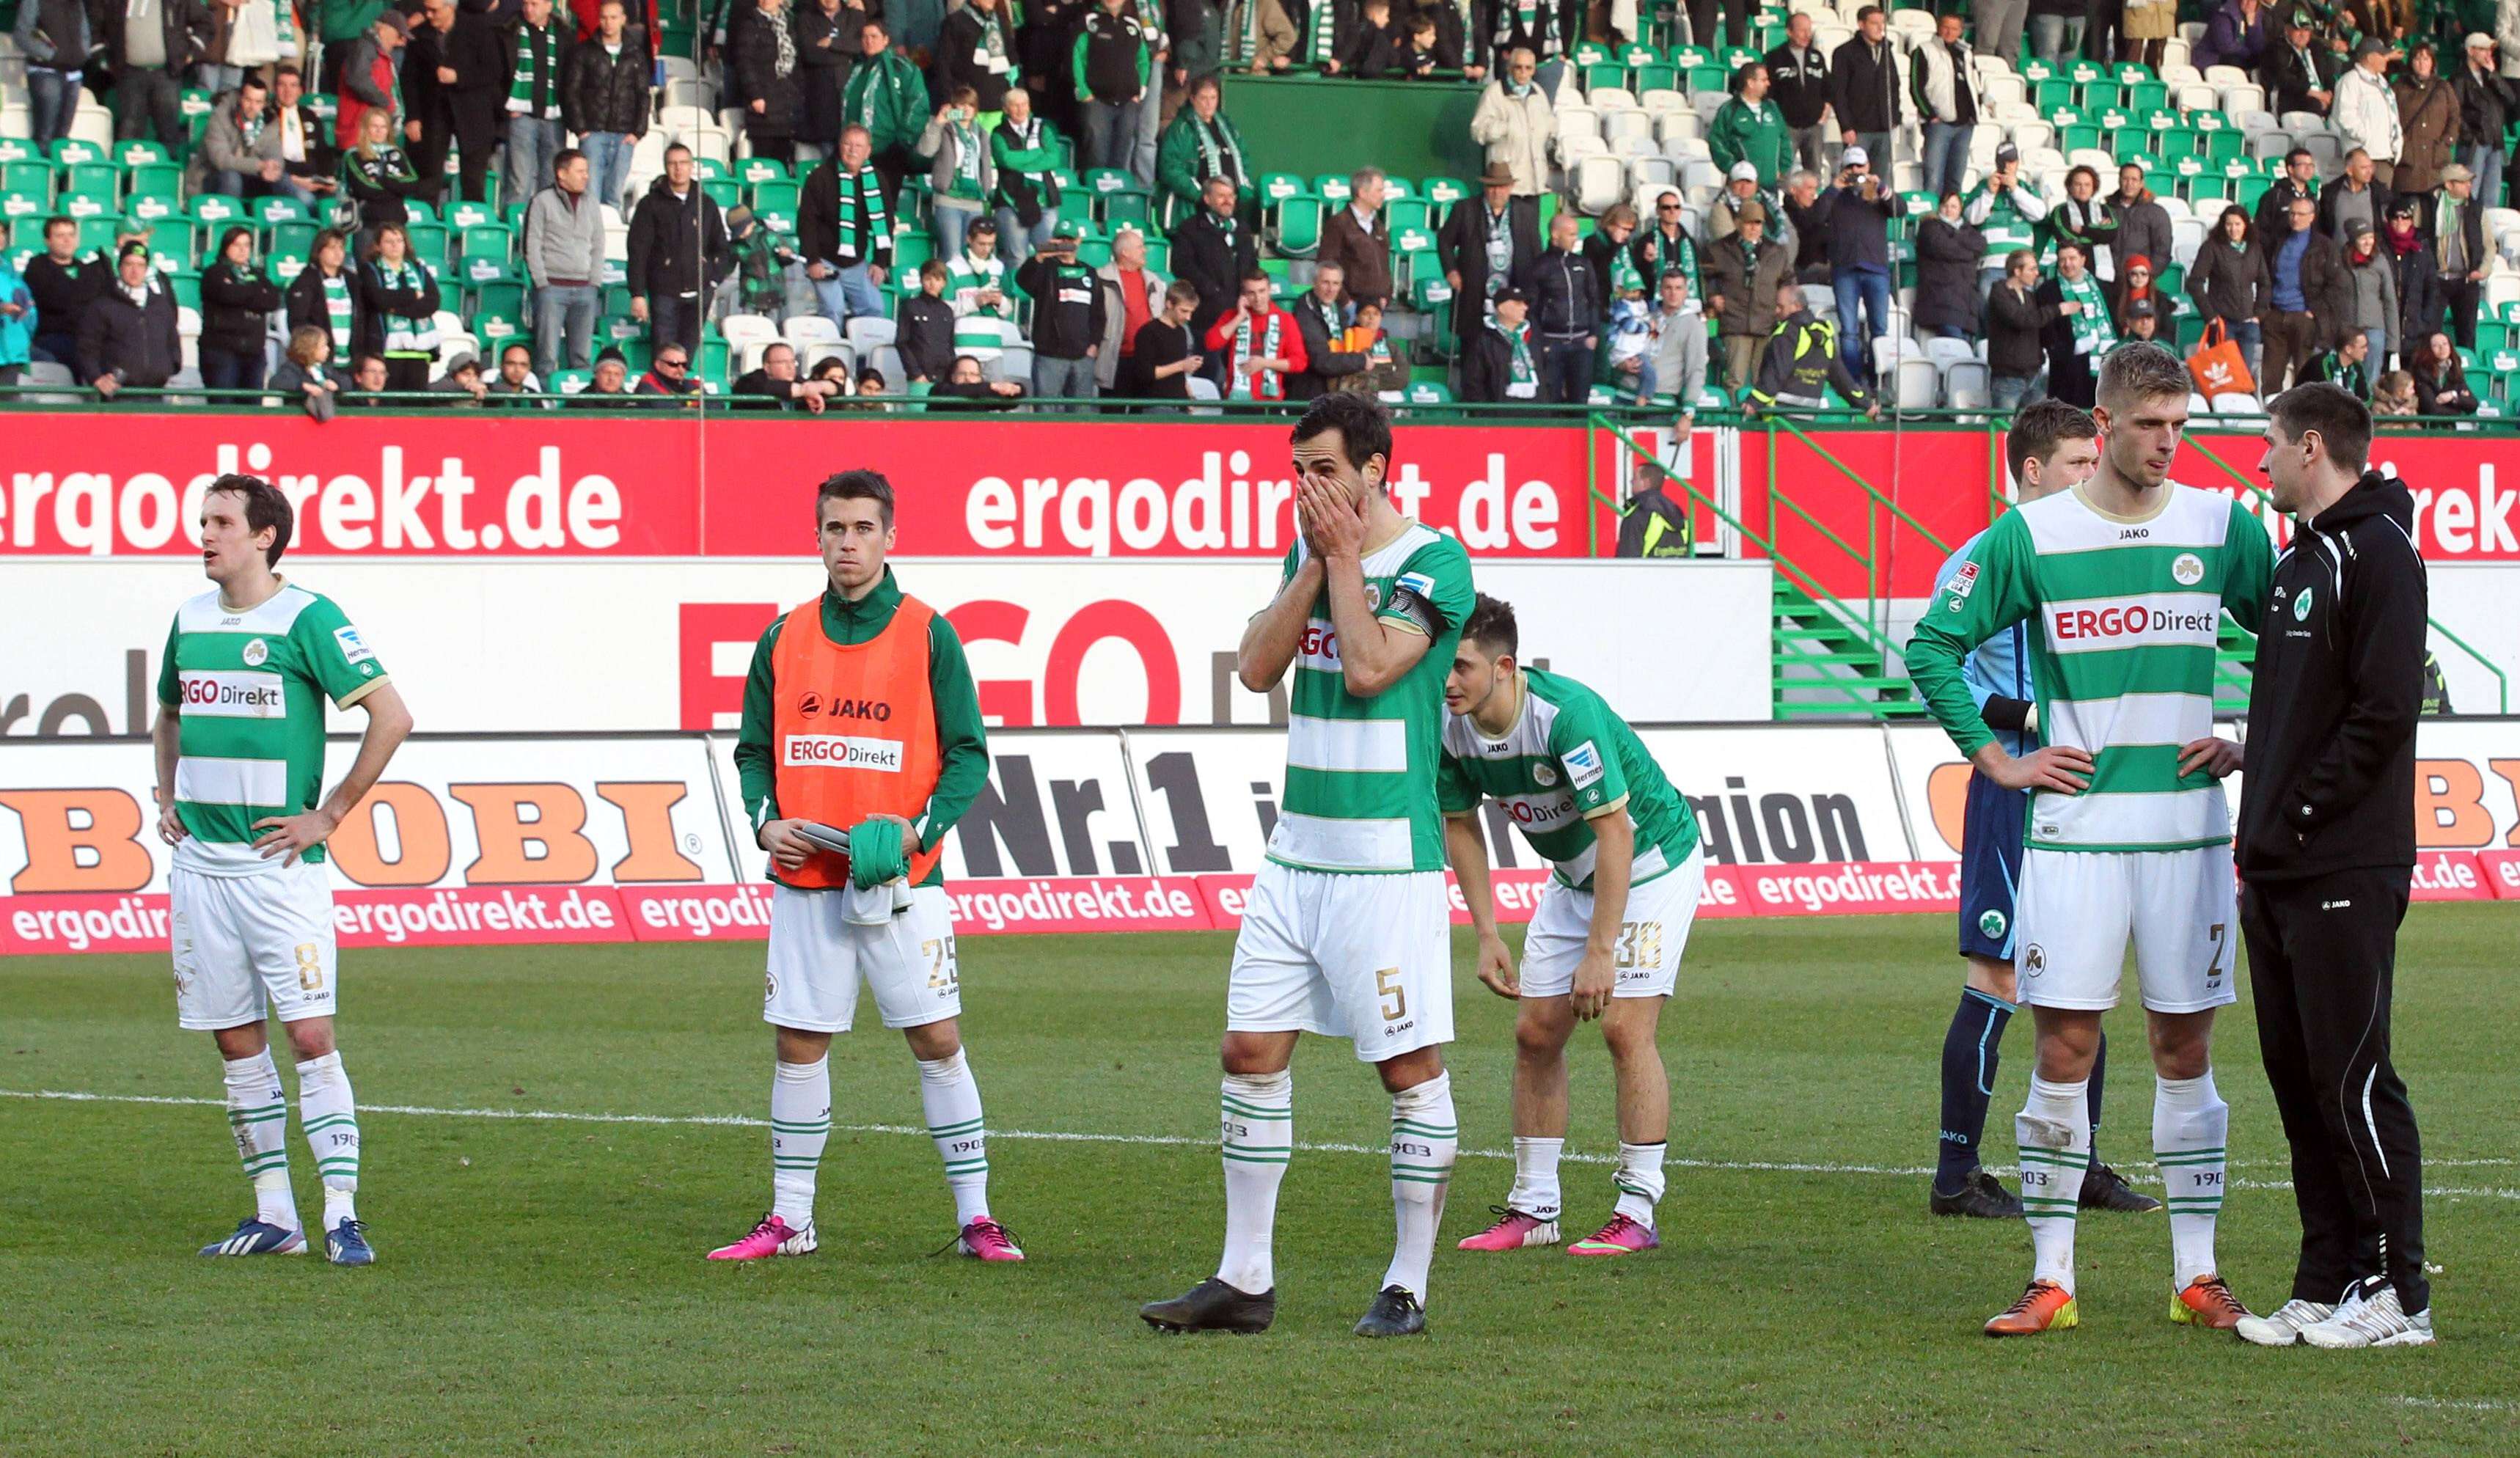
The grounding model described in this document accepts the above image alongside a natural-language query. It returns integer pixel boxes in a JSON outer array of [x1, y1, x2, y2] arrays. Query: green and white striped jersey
[[1269, 524, 1476, 874], [1907, 482, 2272, 852], [945, 252, 1014, 356], [1436, 667, 1702, 891], [156, 582, 390, 876]]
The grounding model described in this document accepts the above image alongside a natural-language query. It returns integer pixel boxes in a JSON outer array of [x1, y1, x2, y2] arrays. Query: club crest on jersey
[[1979, 909, 2007, 940], [2172, 552, 2205, 586], [1365, 582, 1382, 610], [1533, 762, 1560, 786], [241, 637, 269, 667], [2023, 944, 2046, 978], [1945, 560, 1980, 612], [2293, 587, 2314, 621]]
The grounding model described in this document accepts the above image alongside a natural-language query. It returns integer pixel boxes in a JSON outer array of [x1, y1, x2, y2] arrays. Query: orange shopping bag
[[2188, 317, 2255, 398]]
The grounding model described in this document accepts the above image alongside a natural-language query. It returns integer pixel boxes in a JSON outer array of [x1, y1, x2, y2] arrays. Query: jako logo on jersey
[[176, 670, 285, 718], [1979, 908, 2007, 939], [783, 735, 905, 771], [795, 692, 893, 720], [2172, 552, 2205, 585], [1561, 741, 1605, 790], [2047, 601, 2220, 642], [1944, 560, 1980, 612], [241, 637, 269, 666], [2294, 587, 2314, 621]]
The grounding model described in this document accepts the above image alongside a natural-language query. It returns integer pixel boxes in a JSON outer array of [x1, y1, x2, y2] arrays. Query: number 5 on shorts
[[1375, 967, 1406, 1022]]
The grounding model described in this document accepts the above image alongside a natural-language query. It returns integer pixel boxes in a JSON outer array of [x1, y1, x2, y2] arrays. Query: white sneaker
[[2300, 1283, 2436, 1349], [2235, 1297, 2336, 1347]]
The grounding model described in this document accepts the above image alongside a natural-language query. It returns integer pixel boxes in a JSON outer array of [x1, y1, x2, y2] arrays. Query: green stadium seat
[[0, 138, 37, 164], [179, 88, 213, 120], [600, 310, 643, 342], [547, 367, 593, 393], [1383, 197, 1430, 236], [2060, 124, 2102, 153], [1098, 189, 1151, 232], [2202, 130, 2245, 165], [696, 156, 731, 179], [405, 221, 450, 271], [269, 252, 308, 284], [1312, 172, 1352, 204], [1620, 43, 1658, 66], [1634, 62, 1678, 92], [2020, 59, 2054, 82], [1407, 260, 1454, 317], [2065, 59, 2104, 85], [128, 163, 186, 205], [2114, 60, 2156, 84], [2078, 81, 2126, 113], [1572, 42, 1613, 65], [444, 198, 497, 229], [113, 139, 172, 169], [65, 161, 122, 198], [147, 218, 195, 271], [306, 92, 339, 123], [2128, 81, 2168, 113], [892, 232, 934, 275], [1423, 176, 1470, 207], [48, 138, 105, 166], [59, 191, 114, 220], [699, 335, 729, 388], [1, 160, 56, 200], [1272, 194, 1324, 257], [614, 337, 653, 373], [475, 312, 525, 345], [1140, 236, 1170, 274], [502, 201, 530, 233], [1669, 45, 1710, 68], [1685, 63, 1726, 92], [1259, 171, 1307, 203], [2032, 79, 2075, 111], [1, 193, 47, 235], [1077, 238, 1112, 269], [165, 270, 202, 308], [467, 277, 527, 318], [1582, 62, 1630, 92], [736, 156, 788, 186], [1393, 224, 1434, 254], [461, 223, 515, 262], [601, 283, 634, 315], [1719, 46, 1758, 68], [701, 178, 742, 211], [252, 195, 312, 230]]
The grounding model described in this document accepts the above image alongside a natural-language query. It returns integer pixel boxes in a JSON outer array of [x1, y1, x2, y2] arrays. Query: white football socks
[[918, 1049, 990, 1226], [1217, 1069, 1292, 1294], [1384, 1072, 1458, 1303], [2155, 1071, 2229, 1289], [1509, 1136, 1564, 1220], [2017, 1074, 2092, 1293], [1613, 1141, 1667, 1227], [769, 1057, 831, 1228], [222, 1050, 297, 1230], [295, 1051, 361, 1228]]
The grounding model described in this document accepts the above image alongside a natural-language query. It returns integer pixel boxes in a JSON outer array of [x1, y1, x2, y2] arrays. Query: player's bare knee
[[210, 1022, 268, 1061], [1219, 1031, 1294, 1076], [2147, 1011, 2213, 1079], [1375, 1045, 1447, 1094], [1963, 955, 2017, 1004], [902, 1018, 962, 1062], [2030, 1009, 2102, 1081], [281, 1017, 335, 1061], [1514, 1005, 1572, 1061], [1600, 1005, 1661, 1064], [774, 1025, 834, 1064]]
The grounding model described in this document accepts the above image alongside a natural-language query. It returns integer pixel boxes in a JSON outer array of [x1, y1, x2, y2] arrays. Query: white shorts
[[169, 862, 339, 1031], [1227, 862, 1454, 1064], [2015, 843, 2238, 1014], [1520, 848, 1704, 1000], [763, 883, 962, 1033]]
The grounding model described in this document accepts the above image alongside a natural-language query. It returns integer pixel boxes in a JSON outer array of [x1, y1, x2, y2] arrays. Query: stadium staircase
[[1769, 575, 1920, 722]]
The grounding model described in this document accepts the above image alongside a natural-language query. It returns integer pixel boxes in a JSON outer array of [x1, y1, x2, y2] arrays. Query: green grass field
[[4, 907, 2515, 1457]]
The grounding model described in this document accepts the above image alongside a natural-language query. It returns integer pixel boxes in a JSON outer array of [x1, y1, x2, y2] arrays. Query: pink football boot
[[706, 1214, 817, 1261], [1457, 1206, 1562, 1251]]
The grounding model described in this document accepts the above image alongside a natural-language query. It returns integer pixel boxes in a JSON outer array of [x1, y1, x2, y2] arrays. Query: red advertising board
[[0, 413, 1611, 558]]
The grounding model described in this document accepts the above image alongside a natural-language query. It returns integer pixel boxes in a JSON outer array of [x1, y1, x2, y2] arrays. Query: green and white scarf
[[1189, 113, 1245, 190], [1305, 293, 1342, 347], [832, 166, 890, 263], [1503, 321, 1536, 398], [374, 259, 439, 356], [236, 109, 265, 147], [1230, 308, 1286, 399], [973, 7, 1012, 75], [1606, 242, 1644, 297], [507, 22, 562, 119], [319, 271, 354, 353], [2059, 272, 2112, 356], [945, 120, 985, 199], [271, 0, 296, 51]]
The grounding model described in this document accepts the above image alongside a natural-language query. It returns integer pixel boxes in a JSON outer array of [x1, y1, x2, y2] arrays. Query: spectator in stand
[[722, 203, 796, 322], [12, 0, 92, 151], [1777, 169, 1826, 282], [1909, 13, 1980, 202], [1459, 286, 1540, 403], [356, 223, 445, 392], [1704, 199, 1790, 388], [1690, 0, 1751, 51], [1288, 260, 1365, 400], [285, 227, 365, 370], [2267, 11, 2341, 117], [1168, 0, 1230, 95], [406, 0, 507, 205], [1635, 188, 1703, 293], [896, 259, 959, 386], [428, 349, 494, 404], [2120, 296, 2164, 343], [2048, 166, 2120, 297], [2335, 39, 2406, 185], [1018, 0, 1084, 119], [25, 218, 100, 376], [2029, 0, 2085, 63], [2113, 252, 2161, 333], [1709, 161, 1773, 242], [1204, 269, 1306, 399], [202, 76, 286, 198], [1710, 63, 1795, 192], [730, 0, 803, 166], [800, 126, 895, 328], [853, 364, 890, 398], [1750, 276, 1878, 417], [794, 0, 861, 159], [2458, 34, 2514, 210], [0, 252, 32, 389], [526, 148, 606, 378], [1962, 143, 2048, 293], [1437, 161, 1542, 343], [943, 218, 1019, 368], [1518, 210, 1603, 404], [79, 243, 182, 400], [1616, 459, 1692, 558], [1325, 0, 1402, 76], [2396, 42, 2461, 199], [266, 65, 338, 207], [503, 0, 574, 212], [635, 342, 705, 401], [346, 351, 392, 405], [1157, 74, 1256, 216], [2409, 329, 2480, 412], [1470, 47, 1556, 198], [564, 0, 650, 211], [2036, 240, 2112, 406], [197, 226, 285, 392], [935, 0, 1020, 114], [2194, 0, 2273, 72], [2371, 367, 2418, 414], [1016, 222, 1107, 405], [1394, 10, 1449, 78], [487, 341, 543, 398], [1986, 249, 2055, 409], [845, 20, 927, 204], [1124, 279, 1206, 399], [1644, 271, 1707, 413], [341, 106, 432, 231], [1171, 174, 1258, 384], [1472, 0, 1568, 93], [269, 326, 344, 420], [1831, 7, 1900, 169], [335, 10, 408, 153], [2120, 0, 2172, 67], [582, 347, 634, 398], [1333, 300, 1407, 395], [1316, 168, 1394, 308], [2320, 147, 2398, 246], [2305, 326, 2376, 396], [1583, 202, 1646, 303], [100, 0, 206, 151], [2263, 193, 2351, 391], [2380, 200, 2438, 356], [2257, 147, 2321, 239], [2431, 163, 2487, 347], [991, 89, 1063, 263], [930, 353, 1030, 406], [1819, 145, 1897, 378], [1913, 193, 1987, 342], [2111, 162, 2170, 288], [736, 340, 843, 410], [626, 144, 731, 356], [1765, 13, 1834, 174], [1096, 227, 1169, 393], [2188, 205, 2269, 376], [920, 87, 997, 260]]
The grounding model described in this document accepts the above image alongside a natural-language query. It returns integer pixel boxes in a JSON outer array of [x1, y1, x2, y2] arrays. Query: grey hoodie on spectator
[[200, 93, 285, 179], [524, 184, 607, 288]]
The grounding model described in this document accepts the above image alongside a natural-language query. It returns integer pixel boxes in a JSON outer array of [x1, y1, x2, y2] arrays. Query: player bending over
[[1440, 596, 1706, 1257], [1927, 402, 2160, 1221], [1905, 342, 2271, 1337], [1140, 392, 1476, 1339], [155, 474, 413, 1265], [711, 470, 1020, 1264]]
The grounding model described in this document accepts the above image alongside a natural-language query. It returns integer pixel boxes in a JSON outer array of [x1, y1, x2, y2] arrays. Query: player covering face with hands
[[1439, 596, 1707, 1257]]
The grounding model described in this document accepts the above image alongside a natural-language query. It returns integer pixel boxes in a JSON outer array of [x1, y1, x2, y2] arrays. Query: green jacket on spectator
[[1707, 96, 1793, 189], [844, 48, 928, 157], [318, 0, 390, 44], [1157, 107, 1254, 208]]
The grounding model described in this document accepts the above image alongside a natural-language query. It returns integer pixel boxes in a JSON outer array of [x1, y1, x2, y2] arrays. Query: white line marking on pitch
[[2395, 1398, 2516, 1413], [7, 1089, 2519, 1198]]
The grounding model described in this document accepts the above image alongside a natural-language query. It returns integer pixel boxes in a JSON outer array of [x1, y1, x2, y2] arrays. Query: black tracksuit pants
[[2240, 865, 2428, 1312]]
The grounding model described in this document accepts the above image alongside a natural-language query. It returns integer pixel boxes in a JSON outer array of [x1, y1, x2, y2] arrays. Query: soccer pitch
[[4, 909, 2514, 1457]]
